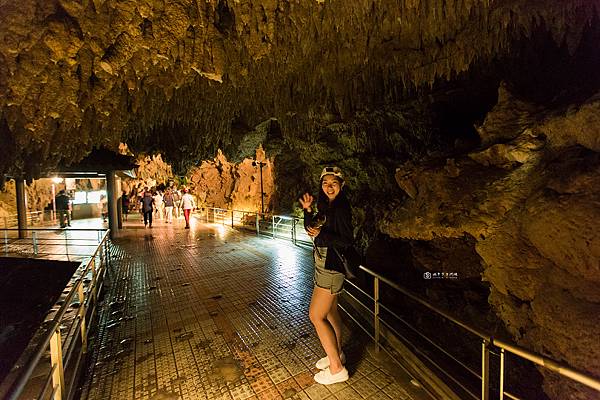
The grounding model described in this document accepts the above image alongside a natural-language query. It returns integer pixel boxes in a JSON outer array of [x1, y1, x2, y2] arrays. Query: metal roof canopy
[[53, 148, 137, 177], [12, 149, 137, 239], [33, 148, 139, 239]]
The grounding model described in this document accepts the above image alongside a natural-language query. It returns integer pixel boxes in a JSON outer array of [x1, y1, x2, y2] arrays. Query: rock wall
[[0, 179, 58, 220], [381, 86, 600, 399], [188, 147, 274, 213], [122, 153, 175, 195]]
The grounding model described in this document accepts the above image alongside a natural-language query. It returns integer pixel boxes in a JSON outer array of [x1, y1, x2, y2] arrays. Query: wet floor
[[79, 215, 433, 400]]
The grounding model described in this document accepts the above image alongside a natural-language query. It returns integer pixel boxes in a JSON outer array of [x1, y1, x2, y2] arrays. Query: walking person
[[55, 189, 71, 228], [99, 194, 108, 222], [141, 188, 154, 228], [173, 189, 181, 219], [299, 166, 353, 385], [180, 189, 196, 229], [121, 191, 130, 221], [163, 188, 174, 223], [153, 190, 164, 221], [138, 190, 145, 223]]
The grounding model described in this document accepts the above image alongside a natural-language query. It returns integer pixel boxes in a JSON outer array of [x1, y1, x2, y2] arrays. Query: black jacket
[[55, 194, 70, 211], [304, 195, 353, 273]]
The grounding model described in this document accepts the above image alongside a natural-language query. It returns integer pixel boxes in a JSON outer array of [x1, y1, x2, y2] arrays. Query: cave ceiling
[[0, 0, 599, 179]]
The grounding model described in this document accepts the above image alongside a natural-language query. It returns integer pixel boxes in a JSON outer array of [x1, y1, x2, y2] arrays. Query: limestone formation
[[188, 147, 273, 212], [0, 179, 57, 222], [1, 0, 599, 180], [382, 87, 600, 399]]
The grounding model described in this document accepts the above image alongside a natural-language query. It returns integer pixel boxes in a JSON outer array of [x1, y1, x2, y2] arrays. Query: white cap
[[319, 166, 344, 181]]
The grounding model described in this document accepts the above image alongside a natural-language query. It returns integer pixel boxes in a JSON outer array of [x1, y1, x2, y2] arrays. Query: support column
[[106, 171, 118, 238], [116, 177, 123, 229], [16, 179, 27, 239], [117, 198, 123, 229]]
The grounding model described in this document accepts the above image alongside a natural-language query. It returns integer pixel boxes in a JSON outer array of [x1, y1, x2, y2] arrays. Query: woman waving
[[299, 166, 353, 385]]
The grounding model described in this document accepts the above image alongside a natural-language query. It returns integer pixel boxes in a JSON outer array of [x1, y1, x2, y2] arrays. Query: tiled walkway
[[79, 216, 433, 400]]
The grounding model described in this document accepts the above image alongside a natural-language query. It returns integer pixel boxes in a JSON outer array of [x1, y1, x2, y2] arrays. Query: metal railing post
[[482, 340, 491, 400], [64, 230, 69, 260], [272, 216, 275, 239], [49, 329, 65, 400], [213, 208, 216, 223], [104, 238, 110, 271], [292, 218, 296, 245], [90, 258, 97, 304], [256, 213, 260, 235], [374, 277, 380, 353], [231, 210, 234, 228], [499, 348, 505, 400], [77, 284, 87, 353], [32, 231, 38, 255]]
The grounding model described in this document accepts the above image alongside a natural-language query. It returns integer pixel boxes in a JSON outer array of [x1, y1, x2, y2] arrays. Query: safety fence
[[340, 266, 600, 400], [2, 228, 106, 262], [0, 229, 110, 400], [1, 210, 58, 229], [199, 207, 312, 246]]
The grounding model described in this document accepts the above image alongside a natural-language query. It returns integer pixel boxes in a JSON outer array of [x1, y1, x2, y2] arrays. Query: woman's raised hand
[[299, 193, 313, 210]]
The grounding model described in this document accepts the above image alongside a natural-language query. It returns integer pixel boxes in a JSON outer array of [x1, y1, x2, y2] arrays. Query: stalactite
[[0, 0, 598, 178]]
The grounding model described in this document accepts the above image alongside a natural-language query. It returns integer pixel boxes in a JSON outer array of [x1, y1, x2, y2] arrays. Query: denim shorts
[[313, 247, 345, 295]]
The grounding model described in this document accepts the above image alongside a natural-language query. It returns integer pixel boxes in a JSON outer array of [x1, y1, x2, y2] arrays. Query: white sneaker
[[315, 352, 346, 370], [314, 367, 349, 385]]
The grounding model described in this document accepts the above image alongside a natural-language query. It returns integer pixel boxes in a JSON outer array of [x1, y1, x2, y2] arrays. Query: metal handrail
[[199, 207, 312, 245], [2, 228, 108, 261], [0, 229, 110, 400], [360, 265, 491, 341], [353, 264, 600, 398], [494, 338, 600, 391], [1, 210, 56, 228]]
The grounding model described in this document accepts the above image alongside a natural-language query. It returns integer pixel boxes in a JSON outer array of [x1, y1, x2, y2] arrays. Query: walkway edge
[[341, 293, 462, 400]]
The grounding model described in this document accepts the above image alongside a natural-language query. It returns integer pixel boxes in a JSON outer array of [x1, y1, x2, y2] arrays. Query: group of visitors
[[129, 186, 196, 228]]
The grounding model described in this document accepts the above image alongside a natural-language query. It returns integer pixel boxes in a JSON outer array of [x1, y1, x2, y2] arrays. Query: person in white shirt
[[180, 189, 196, 229], [153, 190, 164, 220]]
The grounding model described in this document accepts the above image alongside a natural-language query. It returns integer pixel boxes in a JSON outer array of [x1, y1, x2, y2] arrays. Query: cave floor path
[[80, 215, 431, 400]]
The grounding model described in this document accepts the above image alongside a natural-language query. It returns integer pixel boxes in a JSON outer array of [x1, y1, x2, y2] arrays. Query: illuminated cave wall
[[188, 147, 274, 213]]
